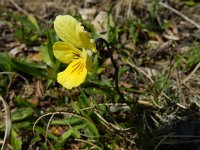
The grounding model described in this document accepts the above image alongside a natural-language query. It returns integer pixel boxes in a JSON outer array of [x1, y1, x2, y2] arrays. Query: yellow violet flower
[[53, 15, 96, 89]]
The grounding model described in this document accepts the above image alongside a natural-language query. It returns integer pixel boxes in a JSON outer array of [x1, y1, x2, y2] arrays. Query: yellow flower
[[53, 15, 96, 89]]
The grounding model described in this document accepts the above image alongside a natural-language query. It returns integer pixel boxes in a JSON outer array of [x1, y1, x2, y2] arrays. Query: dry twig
[[124, 58, 171, 104], [181, 61, 200, 84], [75, 139, 103, 150], [0, 96, 11, 150], [159, 2, 200, 30], [93, 109, 136, 145], [8, 0, 29, 15]]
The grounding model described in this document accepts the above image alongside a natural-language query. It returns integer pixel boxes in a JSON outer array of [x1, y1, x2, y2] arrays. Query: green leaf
[[12, 14, 39, 32], [129, 24, 138, 48], [96, 66, 106, 74], [71, 129, 81, 138], [54, 129, 73, 150], [10, 13, 41, 44], [31, 136, 41, 143], [72, 102, 81, 114], [34, 126, 58, 140], [46, 30, 56, 66], [40, 45, 53, 67], [101, 75, 113, 87], [154, 74, 171, 92], [27, 14, 40, 31], [78, 91, 90, 108], [0, 53, 12, 71], [15, 95, 36, 107], [183, 0, 195, 6], [108, 6, 115, 28], [84, 121, 99, 137], [99, 103, 106, 115], [54, 126, 82, 150], [118, 66, 130, 78], [11, 107, 34, 121], [12, 121, 31, 129], [10, 58, 53, 79], [85, 87, 107, 95], [61, 129, 73, 140], [187, 46, 200, 69], [11, 130, 22, 150], [0, 121, 4, 130], [51, 117, 83, 126]]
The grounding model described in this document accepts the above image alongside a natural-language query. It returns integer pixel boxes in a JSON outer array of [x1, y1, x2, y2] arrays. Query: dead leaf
[[36, 80, 45, 99], [92, 11, 108, 33], [27, 98, 39, 105], [79, 8, 96, 20], [27, 53, 43, 62], [9, 44, 26, 57], [50, 126, 65, 136], [163, 29, 180, 41]]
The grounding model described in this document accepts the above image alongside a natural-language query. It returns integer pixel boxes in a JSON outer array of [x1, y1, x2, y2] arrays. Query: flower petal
[[54, 15, 96, 52], [81, 48, 92, 70], [53, 41, 81, 64], [54, 15, 84, 48], [78, 30, 96, 53], [57, 58, 87, 89]]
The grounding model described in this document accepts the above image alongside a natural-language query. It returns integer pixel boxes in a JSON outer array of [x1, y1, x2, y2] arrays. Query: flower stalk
[[95, 38, 124, 101]]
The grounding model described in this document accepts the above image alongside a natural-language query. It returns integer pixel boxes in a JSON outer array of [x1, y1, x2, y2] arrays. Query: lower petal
[[57, 59, 87, 89], [53, 41, 81, 64]]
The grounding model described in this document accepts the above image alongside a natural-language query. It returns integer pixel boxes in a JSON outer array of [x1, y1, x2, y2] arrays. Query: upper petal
[[54, 15, 84, 48], [79, 31, 96, 53], [53, 41, 81, 64], [54, 15, 96, 52], [57, 58, 87, 89]]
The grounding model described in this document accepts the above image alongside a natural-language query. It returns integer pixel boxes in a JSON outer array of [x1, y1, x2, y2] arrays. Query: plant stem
[[95, 38, 124, 101]]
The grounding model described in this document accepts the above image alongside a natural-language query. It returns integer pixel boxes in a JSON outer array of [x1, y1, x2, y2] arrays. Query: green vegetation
[[0, 0, 200, 149]]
